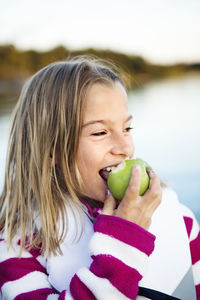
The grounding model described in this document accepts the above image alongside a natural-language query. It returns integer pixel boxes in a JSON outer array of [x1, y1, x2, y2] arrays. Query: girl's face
[[77, 81, 135, 202]]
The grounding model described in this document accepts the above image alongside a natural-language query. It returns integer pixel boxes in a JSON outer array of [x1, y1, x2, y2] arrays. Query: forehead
[[82, 82, 128, 120]]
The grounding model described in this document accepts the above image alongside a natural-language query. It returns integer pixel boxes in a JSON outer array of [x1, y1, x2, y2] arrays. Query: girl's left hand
[[102, 167, 162, 230]]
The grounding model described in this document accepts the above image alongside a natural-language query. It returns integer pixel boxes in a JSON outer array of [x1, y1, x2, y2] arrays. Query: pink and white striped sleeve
[[70, 214, 155, 299], [0, 236, 69, 300], [0, 214, 155, 299], [182, 205, 200, 300]]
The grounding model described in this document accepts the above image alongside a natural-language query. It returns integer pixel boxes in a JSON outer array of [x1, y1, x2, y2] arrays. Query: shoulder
[[162, 187, 197, 221], [0, 231, 47, 269], [180, 203, 200, 241], [180, 203, 198, 222], [161, 188, 199, 240]]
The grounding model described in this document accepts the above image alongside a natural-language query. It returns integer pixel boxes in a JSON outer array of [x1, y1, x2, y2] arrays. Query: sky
[[1, 0, 200, 64]]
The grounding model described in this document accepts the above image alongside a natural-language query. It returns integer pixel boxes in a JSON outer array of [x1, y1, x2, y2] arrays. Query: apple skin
[[107, 158, 151, 201]]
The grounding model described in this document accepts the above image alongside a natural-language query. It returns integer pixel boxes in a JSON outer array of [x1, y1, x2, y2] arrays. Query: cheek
[[77, 151, 88, 176], [77, 141, 95, 178], [128, 136, 135, 157], [132, 140, 135, 154]]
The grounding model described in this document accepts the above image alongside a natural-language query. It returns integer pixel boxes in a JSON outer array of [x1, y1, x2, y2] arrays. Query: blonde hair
[[0, 56, 123, 255]]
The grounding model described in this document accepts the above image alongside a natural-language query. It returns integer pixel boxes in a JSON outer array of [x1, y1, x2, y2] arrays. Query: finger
[[148, 170, 161, 191], [102, 190, 116, 215], [123, 165, 141, 200], [146, 166, 152, 174], [147, 170, 162, 204]]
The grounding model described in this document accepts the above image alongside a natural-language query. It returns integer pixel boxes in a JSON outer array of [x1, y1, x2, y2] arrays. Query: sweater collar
[[79, 197, 102, 220]]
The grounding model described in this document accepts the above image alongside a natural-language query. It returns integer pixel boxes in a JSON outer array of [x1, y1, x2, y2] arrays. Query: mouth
[[99, 163, 123, 183], [99, 169, 111, 183]]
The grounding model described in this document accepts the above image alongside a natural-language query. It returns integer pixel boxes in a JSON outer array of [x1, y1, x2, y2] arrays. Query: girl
[[0, 57, 199, 300]]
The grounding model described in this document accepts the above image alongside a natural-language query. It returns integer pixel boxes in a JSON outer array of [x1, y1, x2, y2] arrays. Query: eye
[[124, 126, 134, 133], [92, 131, 107, 136]]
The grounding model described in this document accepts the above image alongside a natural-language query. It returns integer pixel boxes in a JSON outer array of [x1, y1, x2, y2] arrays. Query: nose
[[110, 132, 134, 158]]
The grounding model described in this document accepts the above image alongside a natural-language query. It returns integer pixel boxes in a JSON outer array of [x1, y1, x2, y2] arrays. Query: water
[[0, 75, 200, 223], [128, 75, 200, 223]]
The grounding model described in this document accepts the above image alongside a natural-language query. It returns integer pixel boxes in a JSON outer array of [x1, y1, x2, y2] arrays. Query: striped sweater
[[0, 207, 200, 299]]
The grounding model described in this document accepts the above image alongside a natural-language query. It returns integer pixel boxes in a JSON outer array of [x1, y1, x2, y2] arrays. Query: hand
[[102, 165, 162, 230]]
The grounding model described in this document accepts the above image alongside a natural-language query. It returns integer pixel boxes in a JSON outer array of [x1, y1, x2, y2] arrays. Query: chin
[[92, 187, 106, 203], [85, 180, 107, 203], [91, 192, 105, 203]]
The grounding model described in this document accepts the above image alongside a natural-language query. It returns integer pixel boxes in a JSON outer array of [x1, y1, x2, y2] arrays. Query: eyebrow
[[82, 115, 133, 128]]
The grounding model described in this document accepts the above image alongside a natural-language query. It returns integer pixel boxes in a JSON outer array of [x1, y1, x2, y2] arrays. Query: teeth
[[111, 160, 126, 173], [103, 162, 125, 172], [102, 167, 113, 171], [106, 167, 112, 171]]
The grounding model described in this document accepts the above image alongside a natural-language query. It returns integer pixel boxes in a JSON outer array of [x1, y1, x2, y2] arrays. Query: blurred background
[[0, 0, 200, 222]]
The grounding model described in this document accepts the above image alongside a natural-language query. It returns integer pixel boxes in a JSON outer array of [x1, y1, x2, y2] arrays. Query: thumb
[[102, 190, 116, 215]]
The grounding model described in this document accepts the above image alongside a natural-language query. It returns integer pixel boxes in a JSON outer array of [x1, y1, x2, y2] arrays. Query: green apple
[[107, 158, 151, 201]]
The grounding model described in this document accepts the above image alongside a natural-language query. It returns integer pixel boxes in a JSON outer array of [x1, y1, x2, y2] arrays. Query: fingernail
[[106, 189, 111, 196], [151, 169, 156, 174]]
